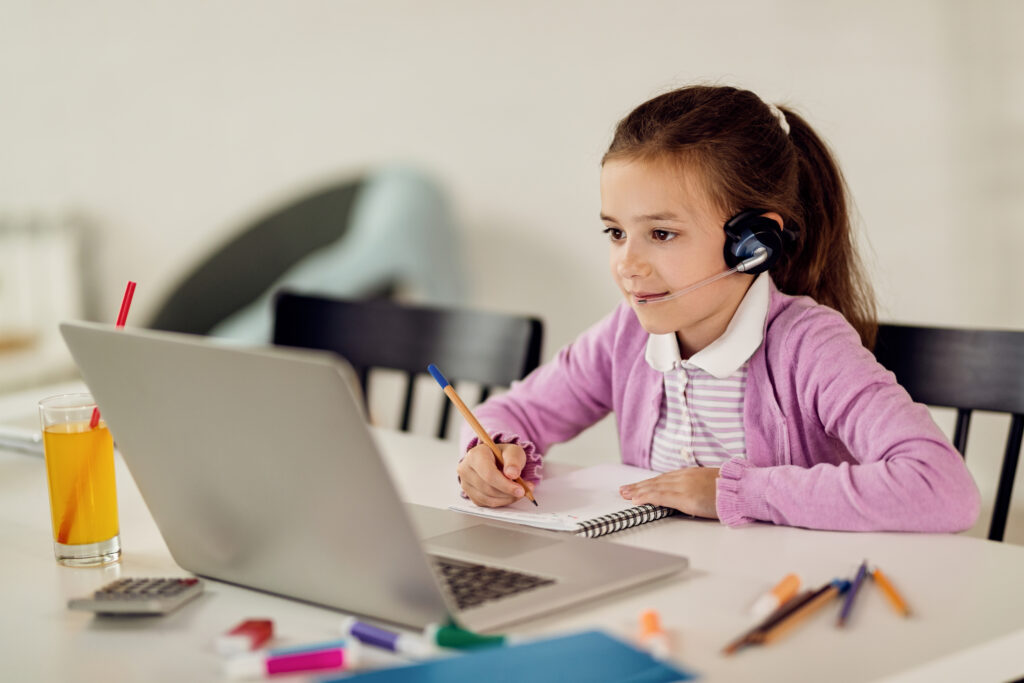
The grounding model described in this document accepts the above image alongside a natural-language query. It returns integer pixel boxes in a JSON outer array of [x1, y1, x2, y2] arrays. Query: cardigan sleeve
[[457, 305, 623, 482], [717, 307, 981, 532]]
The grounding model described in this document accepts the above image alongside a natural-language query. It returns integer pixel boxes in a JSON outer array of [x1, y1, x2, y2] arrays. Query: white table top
[[1, 386, 1023, 682]]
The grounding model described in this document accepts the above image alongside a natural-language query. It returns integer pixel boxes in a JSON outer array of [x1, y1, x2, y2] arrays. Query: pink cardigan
[[462, 281, 981, 532]]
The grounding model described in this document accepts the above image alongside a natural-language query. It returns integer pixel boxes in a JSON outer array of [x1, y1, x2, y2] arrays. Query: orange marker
[[750, 573, 801, 619], [872, 567, 911, 617], [638, 609, 671, 659]]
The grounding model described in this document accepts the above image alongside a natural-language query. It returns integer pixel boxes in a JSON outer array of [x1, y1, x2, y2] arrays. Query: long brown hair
[[603, 85, 877, 348]]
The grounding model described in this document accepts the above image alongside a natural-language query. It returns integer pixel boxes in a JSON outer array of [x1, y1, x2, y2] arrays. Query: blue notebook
[[321, 630, 695, 682]]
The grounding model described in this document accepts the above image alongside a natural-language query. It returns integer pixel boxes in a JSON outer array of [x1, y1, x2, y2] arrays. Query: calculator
[[68, 577, 204, 615]]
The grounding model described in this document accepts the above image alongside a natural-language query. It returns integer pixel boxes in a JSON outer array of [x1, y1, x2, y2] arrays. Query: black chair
[[873, 323, 1024, 542], [272, 291, 544, 439]]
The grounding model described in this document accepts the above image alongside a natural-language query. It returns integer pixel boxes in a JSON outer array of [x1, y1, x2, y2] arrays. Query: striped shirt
[[650, 361, 748, 470], [645, 273, 770, 471]]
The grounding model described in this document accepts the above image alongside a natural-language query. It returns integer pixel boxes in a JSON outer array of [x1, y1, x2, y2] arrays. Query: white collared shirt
[[644, 273, 770, 470]]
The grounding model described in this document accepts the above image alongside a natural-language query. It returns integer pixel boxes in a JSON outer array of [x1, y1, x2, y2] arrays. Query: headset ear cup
[[742, 228, 783, 274], [723, 210, 785, 274]]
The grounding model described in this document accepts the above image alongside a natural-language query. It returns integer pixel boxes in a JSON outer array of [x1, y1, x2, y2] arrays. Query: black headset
[[723, 209, 794, 275]]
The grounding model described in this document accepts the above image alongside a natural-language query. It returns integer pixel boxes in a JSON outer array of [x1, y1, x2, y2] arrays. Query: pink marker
[[223, 646, 355, 680]]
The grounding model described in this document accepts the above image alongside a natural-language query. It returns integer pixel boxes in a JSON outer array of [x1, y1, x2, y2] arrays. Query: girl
[[456, 85, 980, 532]]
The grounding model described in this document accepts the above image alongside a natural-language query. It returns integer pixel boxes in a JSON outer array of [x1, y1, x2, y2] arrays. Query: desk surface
[[1, 385, 1023, 682]]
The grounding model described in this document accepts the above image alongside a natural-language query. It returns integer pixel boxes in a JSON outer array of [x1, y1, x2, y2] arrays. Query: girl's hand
[[619, 467, 721, 519], [457, 443, 535, 508]]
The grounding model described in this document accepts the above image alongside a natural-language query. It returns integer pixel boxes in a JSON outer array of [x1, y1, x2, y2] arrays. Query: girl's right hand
[[457, 442, 534, 508]]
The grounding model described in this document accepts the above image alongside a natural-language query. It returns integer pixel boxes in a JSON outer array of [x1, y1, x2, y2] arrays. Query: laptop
[[60, 321, 687, 632]]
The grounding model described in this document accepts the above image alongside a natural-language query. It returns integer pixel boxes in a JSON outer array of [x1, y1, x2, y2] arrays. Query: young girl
[[456, 85, 980, 532]]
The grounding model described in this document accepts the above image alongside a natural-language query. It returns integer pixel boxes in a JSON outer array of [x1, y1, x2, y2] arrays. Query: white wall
[[3, 0, 1022, 539]]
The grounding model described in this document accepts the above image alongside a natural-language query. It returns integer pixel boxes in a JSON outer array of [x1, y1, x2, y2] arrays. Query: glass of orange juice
[[38, 393, 120, 566]]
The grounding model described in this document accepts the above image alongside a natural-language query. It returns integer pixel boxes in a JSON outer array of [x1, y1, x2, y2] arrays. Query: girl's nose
[[616, 244, 651, 279]]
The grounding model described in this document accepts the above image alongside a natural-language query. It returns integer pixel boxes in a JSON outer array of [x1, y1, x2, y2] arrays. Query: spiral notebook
[[449, 463, 686, 538]]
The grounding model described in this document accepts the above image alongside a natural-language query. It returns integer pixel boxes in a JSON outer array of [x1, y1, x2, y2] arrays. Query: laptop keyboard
[[432, 557, 555, 610]]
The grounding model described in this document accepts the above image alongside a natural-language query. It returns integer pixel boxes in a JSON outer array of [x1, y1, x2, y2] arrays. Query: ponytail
[[773, 108, 877, 349]]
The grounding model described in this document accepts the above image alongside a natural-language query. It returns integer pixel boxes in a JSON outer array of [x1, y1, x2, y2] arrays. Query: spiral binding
[[574, 504, 679, 539]]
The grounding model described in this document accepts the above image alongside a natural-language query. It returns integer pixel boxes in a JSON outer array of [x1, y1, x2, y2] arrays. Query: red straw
[[115, 281, 136, 327], [89, 281, 136, 429]]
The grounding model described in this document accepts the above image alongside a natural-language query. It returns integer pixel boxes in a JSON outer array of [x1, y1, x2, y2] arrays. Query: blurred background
[[1, 0, 1021, 540]]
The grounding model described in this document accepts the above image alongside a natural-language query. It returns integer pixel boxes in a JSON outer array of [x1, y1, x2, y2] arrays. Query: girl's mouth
[[633, 291, 668, 303]]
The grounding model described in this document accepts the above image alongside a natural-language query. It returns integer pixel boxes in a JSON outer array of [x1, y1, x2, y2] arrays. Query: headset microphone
[[635, 248, 769, 305]]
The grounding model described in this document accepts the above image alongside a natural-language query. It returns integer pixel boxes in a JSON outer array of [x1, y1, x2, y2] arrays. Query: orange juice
[[43, 421, 119, 546]]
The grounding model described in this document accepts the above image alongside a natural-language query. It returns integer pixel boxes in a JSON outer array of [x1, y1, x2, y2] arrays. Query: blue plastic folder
[[321, 630, 694, 683]]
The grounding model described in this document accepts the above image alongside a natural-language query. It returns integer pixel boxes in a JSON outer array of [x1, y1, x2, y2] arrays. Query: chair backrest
[[873, 323, 1024, 542], [150, 178, 366, 336], [272, 291, 544, 439]]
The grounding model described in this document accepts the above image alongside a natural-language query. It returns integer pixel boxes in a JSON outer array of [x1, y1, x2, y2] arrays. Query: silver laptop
[[60, 321, 687, 632]]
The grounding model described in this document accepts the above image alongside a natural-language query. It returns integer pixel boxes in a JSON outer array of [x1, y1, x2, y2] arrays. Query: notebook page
[[449, 463, 657, 531]]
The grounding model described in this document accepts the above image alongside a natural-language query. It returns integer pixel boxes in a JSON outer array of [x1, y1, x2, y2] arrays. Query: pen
[[872, 566, 911, 617], [750, 573, 801, 619], [428, 364, 537, 506], [837, 560, 868, 627]]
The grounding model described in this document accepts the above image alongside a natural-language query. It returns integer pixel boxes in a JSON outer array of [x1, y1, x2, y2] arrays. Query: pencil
[[722, 588, 817, 655], [872, 567, 911, 617], [428, 364, 537, 506], [760, 579, 850, 645], [837, 559, 868, 627]]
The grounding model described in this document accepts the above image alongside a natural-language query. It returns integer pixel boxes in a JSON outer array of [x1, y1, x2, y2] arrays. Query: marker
[[216, 619, 274, 656], [268, 638, 348, 656], [425, 622, 507, 649], [638, 609, 671, 659], [428, 363, 537, 505], [341, 616, 435, 658], [837, 560, 868, 627], [222, 645, 355, 680], [750, 573, 801, 619]]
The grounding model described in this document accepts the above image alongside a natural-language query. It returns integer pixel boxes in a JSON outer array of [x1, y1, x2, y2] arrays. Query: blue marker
[[267, 638, 348, 656]]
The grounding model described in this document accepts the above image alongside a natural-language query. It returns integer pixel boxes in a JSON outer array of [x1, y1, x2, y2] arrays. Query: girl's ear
[[761, 211, 784, 230]]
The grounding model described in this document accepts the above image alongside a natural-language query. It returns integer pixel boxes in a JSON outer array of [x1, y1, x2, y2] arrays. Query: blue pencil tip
[[427, 364, 449, 388]]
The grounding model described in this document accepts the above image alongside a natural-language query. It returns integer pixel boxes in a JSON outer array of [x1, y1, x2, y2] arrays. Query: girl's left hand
[[619, 467, 721, 520]]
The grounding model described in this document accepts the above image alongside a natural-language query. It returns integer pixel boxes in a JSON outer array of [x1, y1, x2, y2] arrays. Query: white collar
[[644, 273, 769, 378]]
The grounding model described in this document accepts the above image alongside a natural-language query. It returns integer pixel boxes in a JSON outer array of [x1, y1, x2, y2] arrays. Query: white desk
[[2, 390, 1023, 682]]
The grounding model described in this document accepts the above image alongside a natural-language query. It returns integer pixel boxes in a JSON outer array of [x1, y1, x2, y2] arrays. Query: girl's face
[[600, 157, 754, 346]]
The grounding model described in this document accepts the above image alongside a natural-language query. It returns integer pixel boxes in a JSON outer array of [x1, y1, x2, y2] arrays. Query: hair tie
[[766, 102, 790, 136]]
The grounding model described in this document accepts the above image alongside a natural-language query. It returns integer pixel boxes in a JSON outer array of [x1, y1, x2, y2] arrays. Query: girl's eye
[[652, 229, 675, 242], [602, 227, 624, 241]]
